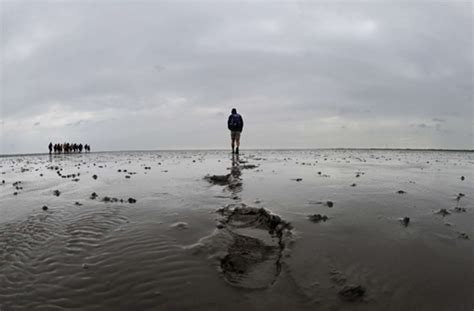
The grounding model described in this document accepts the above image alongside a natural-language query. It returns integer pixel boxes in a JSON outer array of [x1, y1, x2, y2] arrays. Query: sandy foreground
[[0, 149, 472, 311]]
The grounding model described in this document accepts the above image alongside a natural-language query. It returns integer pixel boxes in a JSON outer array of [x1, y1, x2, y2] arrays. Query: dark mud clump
[[53, 190, 61, 197], [397, 190, 406, 194], [460, 176, 465, 181], [104, 197, 121, 203], [458, 232, 469, 240], [42, 205, 48, 211], [92, 174, 98, 180], [453, 207, 466, 213], [400, 217, 410, 226], [338, 285, 366, 301], [308, 214, 328, 222], [90, 192, 98, 200], [435, 209, 450, 217], [128, 198, 137, 203], [326, 201, 334, 208]]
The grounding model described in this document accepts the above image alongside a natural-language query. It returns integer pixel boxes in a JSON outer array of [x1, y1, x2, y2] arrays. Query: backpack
[[229, 114, 242, 129]]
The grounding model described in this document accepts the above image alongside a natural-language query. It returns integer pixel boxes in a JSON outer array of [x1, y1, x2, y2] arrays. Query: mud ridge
[[192, 203, 293, 289]]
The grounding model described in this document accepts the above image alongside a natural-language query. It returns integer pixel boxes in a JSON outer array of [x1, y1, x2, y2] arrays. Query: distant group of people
[[49, 142, 90, 154]]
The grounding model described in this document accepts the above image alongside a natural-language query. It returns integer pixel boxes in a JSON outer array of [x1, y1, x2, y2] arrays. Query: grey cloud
[[1, 1, 472, 153]]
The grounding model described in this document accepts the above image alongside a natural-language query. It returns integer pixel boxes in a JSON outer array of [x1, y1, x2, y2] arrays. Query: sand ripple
[[0, 206, 209, 310]]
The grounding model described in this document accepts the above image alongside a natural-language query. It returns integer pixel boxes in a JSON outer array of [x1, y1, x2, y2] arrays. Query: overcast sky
[[1, 0, 472, 154]]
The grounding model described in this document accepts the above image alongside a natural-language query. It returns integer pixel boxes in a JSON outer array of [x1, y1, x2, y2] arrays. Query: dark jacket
[[228, 113, 244, 132]]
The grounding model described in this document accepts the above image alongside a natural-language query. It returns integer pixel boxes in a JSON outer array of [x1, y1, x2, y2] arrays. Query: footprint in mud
[[191, 203, 293, 289]]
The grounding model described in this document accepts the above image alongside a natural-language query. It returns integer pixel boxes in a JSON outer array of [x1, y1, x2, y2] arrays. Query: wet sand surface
[[0, 150, 473, 311]]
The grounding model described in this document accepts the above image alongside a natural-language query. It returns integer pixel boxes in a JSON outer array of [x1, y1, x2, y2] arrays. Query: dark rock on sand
[[338, 285, 366, 301], [2, 180, 4, 184], [350, 183, 356, 187], [92, 174, 98, 180], [458, 232, 469, 240], [102, 196, 111, 202], [125, 175, 131, 179], [456, 193, 465, 201], [42, 205, 48, 211], [308, 214, 328, 222], [397, 190, 406, 194], [128, 198, 137, 203], [13, 192, 18, 196], [74, 202, 83, 206], [461, 176, 465, 181], [453, 207, 467, 213], [401, 217, 410, 226], [435, 209, 450, 217], [53, 190, 61, 196], [90, 192, 98, 200], [292, 178, 303, 182], [326, 201, 334, 207]]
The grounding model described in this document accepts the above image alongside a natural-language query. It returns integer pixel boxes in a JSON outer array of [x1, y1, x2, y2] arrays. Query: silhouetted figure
[[50, 142, 90, 154], [227, 108, 244, 154]]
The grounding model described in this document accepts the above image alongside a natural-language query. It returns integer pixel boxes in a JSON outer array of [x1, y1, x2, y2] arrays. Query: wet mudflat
[[0, 150, 473, 311]]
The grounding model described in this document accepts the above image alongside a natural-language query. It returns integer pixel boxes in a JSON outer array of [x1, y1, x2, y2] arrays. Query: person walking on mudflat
[[228, 108, 244, 154]]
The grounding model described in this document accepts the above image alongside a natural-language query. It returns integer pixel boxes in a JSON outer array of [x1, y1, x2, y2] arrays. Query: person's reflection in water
[[228, 153, 242, 197], [231, 154, 241, 179]]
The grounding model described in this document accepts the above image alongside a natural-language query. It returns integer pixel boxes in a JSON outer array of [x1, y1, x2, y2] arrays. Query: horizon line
[[1, 147, 473, 157]]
